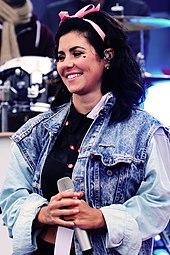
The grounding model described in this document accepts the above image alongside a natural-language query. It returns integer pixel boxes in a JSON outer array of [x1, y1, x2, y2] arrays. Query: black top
[[41, 104, 93, 201]]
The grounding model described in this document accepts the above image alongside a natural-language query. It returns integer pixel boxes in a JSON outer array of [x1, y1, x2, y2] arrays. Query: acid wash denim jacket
[[0, 92, 170, 255]]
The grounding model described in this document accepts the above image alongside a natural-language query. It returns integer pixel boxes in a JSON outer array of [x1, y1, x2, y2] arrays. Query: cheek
[[56, 63, 63, 77], [79, 55, 95, 68]]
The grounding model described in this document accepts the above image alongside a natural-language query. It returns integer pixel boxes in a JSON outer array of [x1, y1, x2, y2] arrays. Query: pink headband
[[58, 4, 106, 41]]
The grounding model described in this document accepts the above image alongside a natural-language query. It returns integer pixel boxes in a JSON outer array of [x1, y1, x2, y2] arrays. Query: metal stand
[[136, 30, 146, 77], [154, 222, 170, 253], [0, 80, 10, 132], [1, 102, 8, 132], [160, 227, 170, 253]]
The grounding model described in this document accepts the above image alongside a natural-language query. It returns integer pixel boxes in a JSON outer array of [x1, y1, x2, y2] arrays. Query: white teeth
[[67, 73, 81, 79]]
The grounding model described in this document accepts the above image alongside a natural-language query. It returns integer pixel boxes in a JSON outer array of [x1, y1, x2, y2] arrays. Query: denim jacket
[[0, 92, 170, 255]]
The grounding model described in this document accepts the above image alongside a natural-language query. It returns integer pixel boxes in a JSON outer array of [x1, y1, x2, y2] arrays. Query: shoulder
[[12, 103, 70, 142], [12, 110, 53, 141], [131, 108, 162, 125], [128, 108, 169, 140]]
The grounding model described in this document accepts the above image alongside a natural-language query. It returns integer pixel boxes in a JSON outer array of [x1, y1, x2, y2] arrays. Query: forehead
[[58, 31, 91, 50]]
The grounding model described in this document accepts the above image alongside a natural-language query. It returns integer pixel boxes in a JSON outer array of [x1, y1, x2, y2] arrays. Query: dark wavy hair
[[51, 10, 146, 121]]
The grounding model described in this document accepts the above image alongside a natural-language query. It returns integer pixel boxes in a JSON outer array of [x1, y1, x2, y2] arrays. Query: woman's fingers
[[38, 191, 83, 226], [64, 200, 106, 229], [51, 191, 83, 202], [49, 196, 81, 211]]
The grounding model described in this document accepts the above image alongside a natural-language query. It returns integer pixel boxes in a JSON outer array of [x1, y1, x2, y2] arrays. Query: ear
[[103, 48, 114, 63]]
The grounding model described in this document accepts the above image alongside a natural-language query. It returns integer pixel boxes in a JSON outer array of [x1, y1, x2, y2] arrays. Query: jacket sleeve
[[0, 143, 48, 254], [100, 128, 170, 255]]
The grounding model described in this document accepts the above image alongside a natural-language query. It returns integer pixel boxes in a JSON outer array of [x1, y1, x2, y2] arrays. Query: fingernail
[[73, 209, 79, 213], [74, 192, 80, 196], [75, 200, 81, 204]]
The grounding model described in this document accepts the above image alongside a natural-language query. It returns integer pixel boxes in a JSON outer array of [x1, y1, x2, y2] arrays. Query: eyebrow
[[57, 46, 86, 54]]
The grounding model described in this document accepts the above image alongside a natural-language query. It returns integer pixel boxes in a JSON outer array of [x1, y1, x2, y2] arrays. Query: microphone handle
[[74, 226, 92, 252], [57, 177, 93, 253]]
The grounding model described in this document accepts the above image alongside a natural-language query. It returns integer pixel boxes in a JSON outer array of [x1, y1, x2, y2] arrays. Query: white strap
[[54, 226, 74, 255]]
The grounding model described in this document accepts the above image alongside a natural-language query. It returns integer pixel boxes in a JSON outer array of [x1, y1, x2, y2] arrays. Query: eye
[[73, 51, 83, 57], [56, 54, 65, 62]]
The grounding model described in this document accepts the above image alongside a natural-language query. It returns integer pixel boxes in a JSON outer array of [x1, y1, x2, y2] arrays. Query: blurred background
[[0, 1, 170, 254], [31, 0, 170, 75]]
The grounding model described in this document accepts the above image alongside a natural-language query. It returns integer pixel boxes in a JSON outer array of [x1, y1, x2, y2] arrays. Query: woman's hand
[[64, 199, 106, 230], [35, 191, 83, 228]]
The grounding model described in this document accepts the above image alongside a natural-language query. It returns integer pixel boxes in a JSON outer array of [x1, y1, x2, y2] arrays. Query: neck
[[72, 92, 103, 115]]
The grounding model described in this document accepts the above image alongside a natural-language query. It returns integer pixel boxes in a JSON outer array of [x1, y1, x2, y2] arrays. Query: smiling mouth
[[67, 73, 82, 79]]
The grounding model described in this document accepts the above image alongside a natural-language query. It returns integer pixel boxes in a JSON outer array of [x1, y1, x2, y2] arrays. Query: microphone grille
[[57, 177, 74, 192]]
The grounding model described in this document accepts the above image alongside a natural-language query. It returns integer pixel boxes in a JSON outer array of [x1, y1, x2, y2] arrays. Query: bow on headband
[[58, 4, 106, 41]]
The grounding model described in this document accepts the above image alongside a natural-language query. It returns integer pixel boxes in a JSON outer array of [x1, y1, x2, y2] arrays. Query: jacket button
[[67, 163, 74, 168], [106, 169, 113, 176]]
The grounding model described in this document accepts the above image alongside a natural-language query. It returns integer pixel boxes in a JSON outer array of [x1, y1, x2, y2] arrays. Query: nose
[[62, 56, 74, 69], [57, 55, 75, 76]]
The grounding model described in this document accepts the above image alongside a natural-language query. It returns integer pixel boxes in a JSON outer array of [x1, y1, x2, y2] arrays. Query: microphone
[[57, 177, 93, 254]]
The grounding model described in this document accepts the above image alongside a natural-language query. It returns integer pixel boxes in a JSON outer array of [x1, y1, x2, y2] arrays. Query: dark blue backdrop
[[30, 0, 170, 75]]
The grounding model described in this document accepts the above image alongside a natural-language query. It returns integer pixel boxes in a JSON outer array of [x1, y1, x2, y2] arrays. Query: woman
[[0, 4, 170, 255]]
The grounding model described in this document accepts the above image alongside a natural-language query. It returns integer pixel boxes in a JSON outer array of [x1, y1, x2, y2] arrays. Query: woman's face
[[57, 31, 105, 97]]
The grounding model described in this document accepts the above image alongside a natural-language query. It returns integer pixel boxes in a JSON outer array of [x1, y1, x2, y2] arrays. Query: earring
[[104, 50, 112, 62], [105, 66, 110, 70]]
